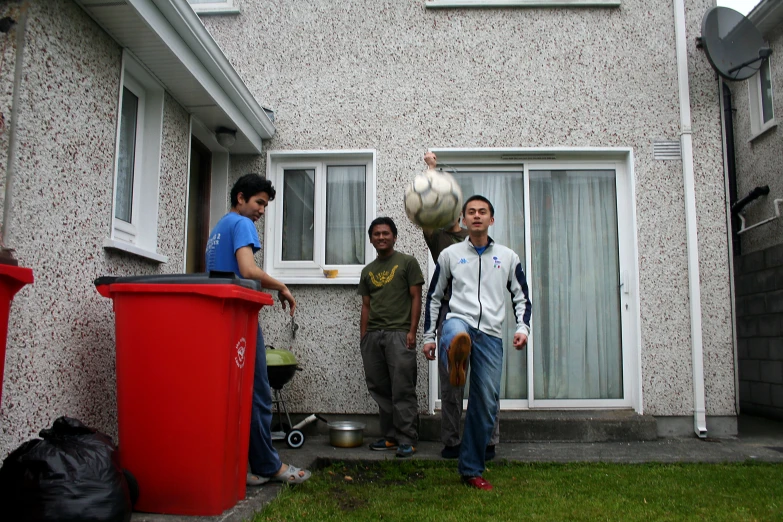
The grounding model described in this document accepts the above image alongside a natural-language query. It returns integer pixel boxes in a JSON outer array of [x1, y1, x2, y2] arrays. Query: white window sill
[[277, 275, 360, 286], [425, 0, 620, 7], [103, 239, 168, 263], [749, 119, 777, 143], [191, 7, 240, 15]]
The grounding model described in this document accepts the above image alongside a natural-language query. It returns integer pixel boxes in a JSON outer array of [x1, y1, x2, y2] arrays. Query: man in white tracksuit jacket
[[422, 195, 531, 491]]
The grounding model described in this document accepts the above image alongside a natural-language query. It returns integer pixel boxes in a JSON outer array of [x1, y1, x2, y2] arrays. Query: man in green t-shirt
[[359, 217, 424, 458]]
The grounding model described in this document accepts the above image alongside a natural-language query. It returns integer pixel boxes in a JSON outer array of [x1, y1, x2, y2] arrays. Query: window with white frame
[[264, 151, 376, 284], [187, 0, 239, 15], [749, 57, 776, 138], [104, 51, 166, 263]]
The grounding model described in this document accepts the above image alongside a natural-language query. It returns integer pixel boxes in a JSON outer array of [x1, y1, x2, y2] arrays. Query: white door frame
[[426, 148, 641, 414]]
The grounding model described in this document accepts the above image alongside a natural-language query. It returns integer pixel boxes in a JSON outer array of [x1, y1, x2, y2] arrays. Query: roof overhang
[[748, 0, 783, 39], [75, 0, 274, 153]]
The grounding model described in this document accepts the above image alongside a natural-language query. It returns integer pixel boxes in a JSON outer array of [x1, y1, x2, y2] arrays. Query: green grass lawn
[[254, 460, 783, 521]]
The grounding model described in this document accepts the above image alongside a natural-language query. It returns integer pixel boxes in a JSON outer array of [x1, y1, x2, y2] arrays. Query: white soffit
[[749, 0, 783, 38], [75, 0, 274, 153]]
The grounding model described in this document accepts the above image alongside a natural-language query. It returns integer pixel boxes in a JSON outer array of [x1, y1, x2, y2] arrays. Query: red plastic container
[[0, 264, 34, 407], [96, 275, 273, 516]]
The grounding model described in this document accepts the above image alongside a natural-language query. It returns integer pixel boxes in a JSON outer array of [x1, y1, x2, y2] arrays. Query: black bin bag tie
[[0, 416, 134, 522]]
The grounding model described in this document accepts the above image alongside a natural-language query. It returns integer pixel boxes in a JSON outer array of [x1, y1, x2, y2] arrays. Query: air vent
[[653, 140, 681, 160]]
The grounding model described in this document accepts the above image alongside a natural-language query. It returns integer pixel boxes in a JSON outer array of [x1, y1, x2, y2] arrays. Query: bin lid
[[266, 348, 298, 366], [95, 271, 261, 291]]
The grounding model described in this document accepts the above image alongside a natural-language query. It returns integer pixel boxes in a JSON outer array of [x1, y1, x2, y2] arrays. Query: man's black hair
[[368, 216, 398, 238], [462, 195, 495, 217], [230, 174, 276, 207]]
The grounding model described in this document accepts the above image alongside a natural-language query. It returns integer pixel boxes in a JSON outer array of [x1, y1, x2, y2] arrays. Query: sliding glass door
[[433, 161, 632, 409]]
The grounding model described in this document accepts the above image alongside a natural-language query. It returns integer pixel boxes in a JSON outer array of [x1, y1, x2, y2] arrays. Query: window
[[264, 151, 376, 284], [187, 0, 239, 15], [749, 57, 776, 139], [104, 51, 166, 263]]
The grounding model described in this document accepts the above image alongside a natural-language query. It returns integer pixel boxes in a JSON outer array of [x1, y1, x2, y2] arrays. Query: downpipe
[[673, 0, 708, 438], [1, 2, 28, 253]]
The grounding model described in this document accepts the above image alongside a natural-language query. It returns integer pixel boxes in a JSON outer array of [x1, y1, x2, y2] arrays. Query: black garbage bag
[[0, 416, 133, 522]]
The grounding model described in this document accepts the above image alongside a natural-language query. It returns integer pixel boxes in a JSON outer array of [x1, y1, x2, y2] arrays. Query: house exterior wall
[[728, 10, 783, 419], [203, 0, 735, 421], [0, 0, 191, 457], [729, 23, 783, 255]]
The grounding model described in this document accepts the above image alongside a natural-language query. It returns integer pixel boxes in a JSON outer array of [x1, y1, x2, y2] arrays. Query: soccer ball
[[404, 168, 463, 229]]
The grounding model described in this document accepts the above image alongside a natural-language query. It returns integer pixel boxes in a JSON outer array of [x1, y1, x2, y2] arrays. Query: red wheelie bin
[[0, 263, 34, 407], [96, 273, 273, 516]]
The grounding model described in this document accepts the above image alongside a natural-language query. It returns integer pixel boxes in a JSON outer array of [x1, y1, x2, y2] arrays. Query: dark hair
[[230, 174, 276, 207], [368, 216, 398, 238], [462, 195, 494, 217]]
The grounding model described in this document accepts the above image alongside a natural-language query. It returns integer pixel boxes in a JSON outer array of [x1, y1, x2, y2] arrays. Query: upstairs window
[[749, 57, 776, 139], [187, 0, 239, 15]]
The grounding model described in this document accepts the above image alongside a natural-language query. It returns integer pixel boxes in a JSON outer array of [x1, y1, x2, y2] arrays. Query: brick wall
[[735, 244, 783, 420]]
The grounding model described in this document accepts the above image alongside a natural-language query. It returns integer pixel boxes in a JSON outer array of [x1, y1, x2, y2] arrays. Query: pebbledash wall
[[0, 1, 191, 457], [204, 0, 735, 432], [727, 7, 783, 420], [0, 0, 737, 459]]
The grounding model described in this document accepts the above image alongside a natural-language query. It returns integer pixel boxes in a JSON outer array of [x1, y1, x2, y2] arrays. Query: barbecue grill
[[266, 347, 305, 448]]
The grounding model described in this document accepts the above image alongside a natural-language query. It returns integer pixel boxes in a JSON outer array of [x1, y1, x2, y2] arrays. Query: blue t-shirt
[[205, 212, 261, 276]]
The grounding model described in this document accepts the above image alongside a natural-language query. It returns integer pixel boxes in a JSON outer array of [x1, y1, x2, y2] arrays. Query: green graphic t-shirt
[[358, 251, 424, 332]]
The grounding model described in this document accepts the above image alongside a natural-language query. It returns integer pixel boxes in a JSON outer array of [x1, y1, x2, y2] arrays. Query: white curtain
[[282, 169, 315, 261], [326, 166, 366, 265], [452, 171, 527, 399], [530, 170, 622, 399], [115, 87, 138, 223]]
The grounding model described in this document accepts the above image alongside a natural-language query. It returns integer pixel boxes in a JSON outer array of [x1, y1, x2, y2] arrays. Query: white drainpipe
[[673, 0, 708, 438]]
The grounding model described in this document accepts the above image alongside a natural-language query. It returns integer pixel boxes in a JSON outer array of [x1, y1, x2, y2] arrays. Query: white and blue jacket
[[423, 236, 531, 343]]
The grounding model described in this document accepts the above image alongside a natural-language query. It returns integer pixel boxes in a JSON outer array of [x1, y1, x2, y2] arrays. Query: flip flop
[[247, 472, 271, 486], [267, 464, 311, 484]]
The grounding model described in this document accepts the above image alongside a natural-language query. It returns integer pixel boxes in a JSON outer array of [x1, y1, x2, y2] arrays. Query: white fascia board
[[125, 0, 269, 152], [748, 0, 783, 38], [152, 0, 275, 139]]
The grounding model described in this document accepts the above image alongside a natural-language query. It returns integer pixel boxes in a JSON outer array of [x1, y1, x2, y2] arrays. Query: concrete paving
[[130, 415, 783, 522]]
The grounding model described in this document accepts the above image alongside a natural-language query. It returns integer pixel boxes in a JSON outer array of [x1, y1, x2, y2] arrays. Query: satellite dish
[[700, 6, 771, 81]]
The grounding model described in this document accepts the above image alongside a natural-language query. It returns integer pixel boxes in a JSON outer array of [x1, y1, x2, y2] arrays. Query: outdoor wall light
[[215, 127, 237, 148]]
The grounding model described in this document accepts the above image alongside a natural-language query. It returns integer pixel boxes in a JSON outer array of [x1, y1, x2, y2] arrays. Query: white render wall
[[729, 22, 783, 254], [204, 0, 735, 418], [0, 1, 191, 457]]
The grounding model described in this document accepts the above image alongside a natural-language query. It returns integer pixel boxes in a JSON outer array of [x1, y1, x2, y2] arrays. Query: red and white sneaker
[[462, 476, 493, 491]]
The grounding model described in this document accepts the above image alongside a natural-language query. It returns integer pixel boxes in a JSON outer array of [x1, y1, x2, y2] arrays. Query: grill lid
[[266, 348, 298, 366]]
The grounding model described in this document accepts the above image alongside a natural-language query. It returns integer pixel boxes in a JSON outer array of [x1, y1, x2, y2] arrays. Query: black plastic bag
[[0, 416, 132, 522]]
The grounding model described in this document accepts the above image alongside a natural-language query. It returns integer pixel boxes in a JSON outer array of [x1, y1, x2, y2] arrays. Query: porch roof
[[75, 0, 274, 154]]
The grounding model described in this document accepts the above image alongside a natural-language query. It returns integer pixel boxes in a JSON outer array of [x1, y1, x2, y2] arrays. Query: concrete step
[[418, 410, 658, 443]]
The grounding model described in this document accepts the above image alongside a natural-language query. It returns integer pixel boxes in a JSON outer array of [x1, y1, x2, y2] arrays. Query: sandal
[[267, 464, 311, 484], [247, 473, 270, 486]]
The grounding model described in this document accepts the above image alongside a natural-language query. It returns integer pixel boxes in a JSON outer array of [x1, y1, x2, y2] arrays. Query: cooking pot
[[327, 421, 366, 448]]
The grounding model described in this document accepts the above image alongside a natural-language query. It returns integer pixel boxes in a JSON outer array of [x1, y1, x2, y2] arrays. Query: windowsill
[[425, 0, 620, 7], [749, 119, 778, 143], [103, 239, 168, 263], [276, 275, 360, 285], [191, 7, 240, 15]]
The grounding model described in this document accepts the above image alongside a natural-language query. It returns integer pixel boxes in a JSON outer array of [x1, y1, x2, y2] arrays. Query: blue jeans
[[440, 317, 503, 478], [248, 325, 282, 477]]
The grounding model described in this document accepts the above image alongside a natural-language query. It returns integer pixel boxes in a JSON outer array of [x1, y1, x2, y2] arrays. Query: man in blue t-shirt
[[205, 173, 310, 485]]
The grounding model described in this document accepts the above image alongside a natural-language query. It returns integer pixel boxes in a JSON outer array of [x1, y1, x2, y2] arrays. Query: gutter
[[673, 0, 707, 438]]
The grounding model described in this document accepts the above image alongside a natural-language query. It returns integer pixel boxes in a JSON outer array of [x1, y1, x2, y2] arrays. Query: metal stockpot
[[327, 421, 366, 448]]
